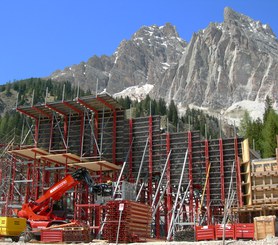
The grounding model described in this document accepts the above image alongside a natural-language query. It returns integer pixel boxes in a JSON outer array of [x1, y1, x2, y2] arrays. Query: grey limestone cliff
[[48, 7, 278, 112]]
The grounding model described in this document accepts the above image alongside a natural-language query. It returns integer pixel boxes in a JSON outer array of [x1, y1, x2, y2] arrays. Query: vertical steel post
[[219, 138, 225, 203], [112, 110, 117, 164], [234, 137, 243, 207], [9, 157, 16, 213], [34, 155, 40, 200], [94, 113, 99, 157], [35, 119, 39, 147], [148, 115, 153, 206], [95, 205, 101, 238], [187, 131, 193, 221], [129, 118, 133, 181], [135, 137, 149, 190], [49, 113, 54, 152], [166, 132, 172, 235], [205, 139, 211, 225], [155, 181, 160, 238], [25, 162, 31, 203], [167, 149, 188, 241], [64, 116, 68, 152], [152, 149, 171, 207], [80, 113, 85, 157]]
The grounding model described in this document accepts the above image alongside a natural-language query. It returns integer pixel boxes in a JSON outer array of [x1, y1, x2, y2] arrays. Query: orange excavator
[[17, 168, 110, 241]]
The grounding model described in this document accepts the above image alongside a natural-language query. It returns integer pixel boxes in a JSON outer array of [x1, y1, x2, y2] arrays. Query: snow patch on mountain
[[223, 100, 265, 126], [177, 99, 270, 127], [113, 84, 154, 101]]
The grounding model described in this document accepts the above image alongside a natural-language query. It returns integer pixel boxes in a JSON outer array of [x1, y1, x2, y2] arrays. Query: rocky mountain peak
[[152, 7, 278, 122], [224, 7, 243, 23], [132, 23, 179, 40], [45, 7, 278, 124], [224, 7, 276, 38], [106, 23, 187, 93], [130, 23, 186, 55]]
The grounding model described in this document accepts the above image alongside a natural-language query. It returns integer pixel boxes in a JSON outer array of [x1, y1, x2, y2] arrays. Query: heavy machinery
[[0, 217, 26, 242], [17, 168, 112, 241]]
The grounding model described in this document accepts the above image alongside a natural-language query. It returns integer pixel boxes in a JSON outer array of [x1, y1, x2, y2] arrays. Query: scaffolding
[[0, 92, 247, 239]]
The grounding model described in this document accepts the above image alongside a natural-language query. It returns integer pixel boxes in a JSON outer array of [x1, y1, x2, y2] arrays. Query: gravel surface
[[1, 237, 278, 245]]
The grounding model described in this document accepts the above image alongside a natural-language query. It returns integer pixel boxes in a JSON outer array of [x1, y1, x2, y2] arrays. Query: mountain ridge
[[1, 7, 277, 124]]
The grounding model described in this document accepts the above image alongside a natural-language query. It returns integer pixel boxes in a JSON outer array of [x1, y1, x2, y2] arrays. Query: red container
[[195, 225, 215, 241], [234, 223, 254, 239], [41, 229, 63, 242], [215, 224, 235, 239]]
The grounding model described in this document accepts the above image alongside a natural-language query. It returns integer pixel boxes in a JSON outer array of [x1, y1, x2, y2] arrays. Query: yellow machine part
[[0, 217, 26, 236]]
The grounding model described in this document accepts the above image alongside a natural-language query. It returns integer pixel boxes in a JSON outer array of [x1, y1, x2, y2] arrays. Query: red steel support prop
[[76, 98, 99, 157], [155, 181, 160, 238], [187, 131, 193, 221], [45, 104, 68, 151], [63, 116, 68, 151], [34, 153, 39, 200], [8, 158, 16, 215], [35, 119, 39, 147], [80, 113, 85, 156], [234, 137, 243, 207], [49, 114, 54, 151], [129, 119, 133, 181], [96, 96, 117, 164], [94, 205, 101, 237], [166, 133, 172, 234], [219, 138, 225, 203], [112, 110, 117, 164], [25, 162, 31, 203], [204, 139, 211, 225], [148, 116, 153, 206], [61, 101, 84, 156]]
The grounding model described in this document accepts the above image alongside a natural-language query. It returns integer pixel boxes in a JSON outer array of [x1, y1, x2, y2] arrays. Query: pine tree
[[167, 100, 178, 127], [238, 111, 252, 138], [263, 96, 273, 122], [158, 98, 167, 115], [260, 109, 278, 158]]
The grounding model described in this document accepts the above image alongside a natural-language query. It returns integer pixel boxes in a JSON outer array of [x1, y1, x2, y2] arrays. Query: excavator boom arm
[[18, 168, 94, 220]]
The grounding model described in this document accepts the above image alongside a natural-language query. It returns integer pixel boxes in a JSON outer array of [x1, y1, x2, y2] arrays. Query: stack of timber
[[40, 221, 91, 243], [254, 215, 276, 240], [251, 158, 278, 205], [103, 200, 152, 243]]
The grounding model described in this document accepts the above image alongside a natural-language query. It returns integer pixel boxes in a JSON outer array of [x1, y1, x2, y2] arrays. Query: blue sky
[[0, 0, 277, 85]]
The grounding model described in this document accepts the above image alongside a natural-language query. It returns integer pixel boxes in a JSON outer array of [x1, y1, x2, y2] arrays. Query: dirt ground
[[0, 240, 277, 245], [91, 236, 278, 244], [1, 237, 278, 245]]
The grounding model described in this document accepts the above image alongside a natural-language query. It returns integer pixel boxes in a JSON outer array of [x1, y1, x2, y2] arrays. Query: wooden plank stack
[[251, 159, 278, 204], [40, 221, 91, 243], [254, 215, 276, 240]]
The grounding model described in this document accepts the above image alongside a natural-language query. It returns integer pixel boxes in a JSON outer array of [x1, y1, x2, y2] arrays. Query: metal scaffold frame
[[0, 92, 246, 240]]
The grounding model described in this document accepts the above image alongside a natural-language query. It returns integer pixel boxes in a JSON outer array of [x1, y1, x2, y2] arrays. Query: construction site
[[0, 93, 278, 243]]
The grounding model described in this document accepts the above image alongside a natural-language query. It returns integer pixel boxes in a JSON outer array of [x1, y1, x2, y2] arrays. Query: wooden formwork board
[[251, 158, 278, 205], [252, 159, 278, 172], [254, 215, 276, 240], [241, 139, 252, 206], [252, 189, 278, 204]]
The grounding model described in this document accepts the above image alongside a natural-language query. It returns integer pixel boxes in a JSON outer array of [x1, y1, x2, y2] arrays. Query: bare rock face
[[153, 7, 278, 109], [48, 8, 278, 112], [49, 23, 187, 94], [106, 23, 187, 93], [50, 54, 113, 93]]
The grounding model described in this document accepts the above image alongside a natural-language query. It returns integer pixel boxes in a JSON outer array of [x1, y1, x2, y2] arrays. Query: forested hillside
[[0, 78, 88, 143], [0, 79, 221, 145], [238, 97, 278, 158], [0, 80, 277, 158]]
